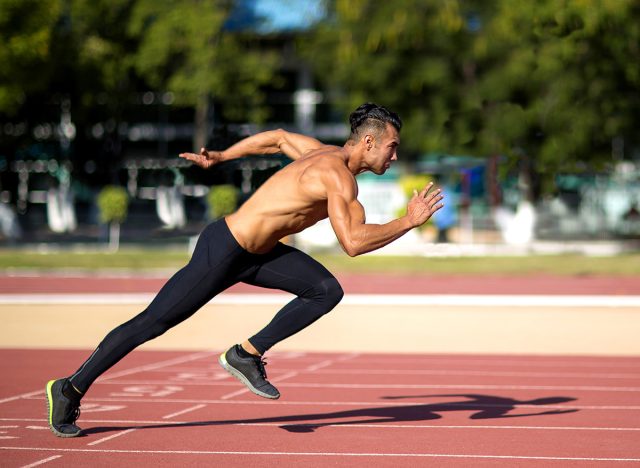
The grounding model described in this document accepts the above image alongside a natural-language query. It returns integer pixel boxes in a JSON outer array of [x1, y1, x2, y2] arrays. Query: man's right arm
[[325, 168, 443, 257], [179, 129, 324, 169]]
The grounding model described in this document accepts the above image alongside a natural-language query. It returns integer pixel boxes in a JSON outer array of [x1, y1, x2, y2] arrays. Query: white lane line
[[85, 379, 640, 392], [162, 404, 206, 420], [0, 390, 44, 405], [2, 293, 639, 307], [19, 455, 62, 468], [1, 446, 639, 462], [2, 417, 640, 432], [144, 359, 640, 378], [20, 396, 640, 411], [235, 422, 640, 432], [87, 428, 137, 446], [0, 426, 18, 439], [346, 357, 640, 369], [264, 382, 640, 392], [313, 369, 640, 380], [1, 419, 640, 432]]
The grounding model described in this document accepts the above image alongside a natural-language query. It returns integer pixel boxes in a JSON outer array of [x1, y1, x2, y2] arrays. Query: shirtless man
[[45, 103, 443, 437]]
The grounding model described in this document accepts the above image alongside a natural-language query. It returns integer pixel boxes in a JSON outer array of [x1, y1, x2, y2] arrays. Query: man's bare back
[[227, 148, 350, 253]]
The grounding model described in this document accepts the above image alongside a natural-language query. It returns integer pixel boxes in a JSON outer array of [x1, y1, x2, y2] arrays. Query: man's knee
[[317, 277, 344, 308]]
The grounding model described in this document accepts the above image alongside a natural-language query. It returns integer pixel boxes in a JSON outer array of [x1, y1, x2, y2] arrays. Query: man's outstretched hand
[[178, 148, 223, 170], [407, 182, 444, 228]]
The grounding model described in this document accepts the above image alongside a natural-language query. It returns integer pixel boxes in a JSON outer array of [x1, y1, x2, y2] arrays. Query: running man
[[46, 103, 444, 437]]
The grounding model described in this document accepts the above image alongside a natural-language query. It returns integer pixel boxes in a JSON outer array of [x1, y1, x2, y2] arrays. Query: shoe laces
[[65, 402, 81, 425], [253, 356, 269, 380], [70, 406, 81, 424]]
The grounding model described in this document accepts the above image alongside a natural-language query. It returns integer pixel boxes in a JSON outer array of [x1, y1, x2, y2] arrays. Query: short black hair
[[348, 103, 402, 141]]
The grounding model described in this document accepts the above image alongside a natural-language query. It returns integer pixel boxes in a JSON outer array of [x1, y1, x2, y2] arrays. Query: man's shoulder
[[304, 143, 346, 159], [306, 150, 352, 176]]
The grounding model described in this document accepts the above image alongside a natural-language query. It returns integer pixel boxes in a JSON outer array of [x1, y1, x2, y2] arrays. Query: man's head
[[348, 103, 402, 175], [348, 103, 402, 141]]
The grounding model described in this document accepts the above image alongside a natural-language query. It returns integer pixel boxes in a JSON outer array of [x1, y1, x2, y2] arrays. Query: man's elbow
[[342, 241, 363, 257]]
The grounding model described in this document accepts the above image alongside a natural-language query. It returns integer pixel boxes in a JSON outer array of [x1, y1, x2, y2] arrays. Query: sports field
[[1, 272, 639, 466]]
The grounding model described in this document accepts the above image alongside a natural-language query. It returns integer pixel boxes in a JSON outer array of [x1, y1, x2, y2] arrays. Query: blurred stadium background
[[1, 0, 639, 254]]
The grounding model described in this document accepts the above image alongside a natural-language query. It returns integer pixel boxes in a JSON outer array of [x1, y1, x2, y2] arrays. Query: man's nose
[[391, 152, 398, 161]]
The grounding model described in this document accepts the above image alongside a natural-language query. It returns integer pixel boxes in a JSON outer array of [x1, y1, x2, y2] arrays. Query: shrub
[[97, 186, 129, 224], [207, 184, 238, 219]]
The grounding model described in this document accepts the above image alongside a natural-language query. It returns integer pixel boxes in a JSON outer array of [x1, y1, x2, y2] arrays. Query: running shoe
[[219, 345, 280, 399], [45, 378, 82, 438]]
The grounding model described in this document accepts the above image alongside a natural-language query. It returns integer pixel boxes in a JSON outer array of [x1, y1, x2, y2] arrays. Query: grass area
[[0, 248, 191, 271], [314, 253, 640, 276], [0, 248, 638, 276]]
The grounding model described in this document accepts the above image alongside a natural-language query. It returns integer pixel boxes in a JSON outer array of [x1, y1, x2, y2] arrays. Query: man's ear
[[364, 134, 374, 150]]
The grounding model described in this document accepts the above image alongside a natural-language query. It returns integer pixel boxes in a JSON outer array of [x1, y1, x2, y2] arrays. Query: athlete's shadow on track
[[83, 393, 578, 435]]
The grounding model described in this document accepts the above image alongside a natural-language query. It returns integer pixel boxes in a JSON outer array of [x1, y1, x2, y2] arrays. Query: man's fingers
[[429, 193, 444, 207], [418, 182, 433, 198], [179, 152, 197, 161], [179, 152, 206, 166]]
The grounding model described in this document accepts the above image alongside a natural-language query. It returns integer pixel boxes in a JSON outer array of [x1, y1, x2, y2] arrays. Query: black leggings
[[69, 219, 343, 393]]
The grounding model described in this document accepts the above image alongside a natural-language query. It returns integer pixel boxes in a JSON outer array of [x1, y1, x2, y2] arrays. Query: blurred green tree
[[469, 0, 640, 199], [302, 0, 473, 155], [62, 0, 137, 117], [305, 0, 640, 199], [128, 0, 279, 151], [0, 0, 61, 114]]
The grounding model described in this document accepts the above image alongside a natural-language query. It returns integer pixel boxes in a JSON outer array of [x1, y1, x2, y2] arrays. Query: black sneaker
[[219, 345, 280, 399], [45, 379, 82, 438]]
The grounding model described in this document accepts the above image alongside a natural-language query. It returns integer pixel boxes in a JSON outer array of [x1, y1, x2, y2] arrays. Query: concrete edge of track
[[2, 293, 640, 307]]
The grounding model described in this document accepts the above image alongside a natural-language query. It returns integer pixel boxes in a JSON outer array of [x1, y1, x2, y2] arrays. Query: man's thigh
[[242, 244, 337, 296]]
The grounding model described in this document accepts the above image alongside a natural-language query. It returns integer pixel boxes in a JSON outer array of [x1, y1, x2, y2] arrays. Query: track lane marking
[[0, 391, 45, 405], [340, 357, 640, 369], [87, 428, 137, 446], [2, 446, 639, 462], [3, 418, 640, 431], [81, 379, 640, 392], [19, 455, 62, 468], [162, 404, 206, 420], [20, 397, 640, 410]]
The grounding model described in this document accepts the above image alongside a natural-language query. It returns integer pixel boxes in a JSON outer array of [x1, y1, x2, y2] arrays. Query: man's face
[[366, 123, 400, 175]]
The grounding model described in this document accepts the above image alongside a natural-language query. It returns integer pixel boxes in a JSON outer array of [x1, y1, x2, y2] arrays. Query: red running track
[[2, 273, 639, 295], [1, 348, 640, 467]]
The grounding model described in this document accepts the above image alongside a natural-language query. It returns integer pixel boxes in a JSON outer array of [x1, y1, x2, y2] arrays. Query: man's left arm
[[179, 129, 324, 169]]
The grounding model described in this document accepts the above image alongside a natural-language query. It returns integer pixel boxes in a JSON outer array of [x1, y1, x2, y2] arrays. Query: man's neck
[[343, 141, 368, 175]]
